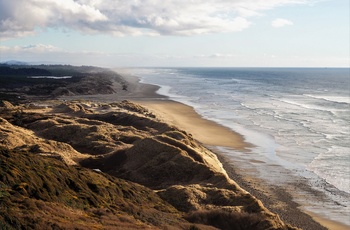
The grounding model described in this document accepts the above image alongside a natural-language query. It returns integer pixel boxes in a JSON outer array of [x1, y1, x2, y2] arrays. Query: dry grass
[[0, 100, 297, 230], [186, 209, 268, 230], [0, 146, 192, 229]]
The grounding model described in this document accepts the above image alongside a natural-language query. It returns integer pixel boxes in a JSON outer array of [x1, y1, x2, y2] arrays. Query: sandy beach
[[125, 76, 349, 230], [136, 100, 249, 150]]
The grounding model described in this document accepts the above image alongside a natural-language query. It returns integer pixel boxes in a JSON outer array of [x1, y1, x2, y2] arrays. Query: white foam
[[304, 94, 350, 104], [276, 98, 334, 113], [309, 153, 350, 194], [28, 76, 72, 79]]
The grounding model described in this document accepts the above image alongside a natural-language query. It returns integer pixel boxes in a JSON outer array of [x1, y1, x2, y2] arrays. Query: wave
[[304, 94, 350, 104], [28, 76, 72, 79], [308, 146, 350, 193], [275, 98, 344, 116]]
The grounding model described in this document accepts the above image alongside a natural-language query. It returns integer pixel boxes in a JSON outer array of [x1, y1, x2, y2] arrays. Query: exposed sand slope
[[0, 116, 83, 165]]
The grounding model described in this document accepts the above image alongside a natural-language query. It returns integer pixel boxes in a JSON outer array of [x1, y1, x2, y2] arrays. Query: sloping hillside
[[0, 100, 297, 230]]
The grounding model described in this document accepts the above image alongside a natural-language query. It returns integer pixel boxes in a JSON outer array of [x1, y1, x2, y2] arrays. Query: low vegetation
[[0, 64, 126, 102], [0, 64, 298, 229], [0, 146, 196, 229]]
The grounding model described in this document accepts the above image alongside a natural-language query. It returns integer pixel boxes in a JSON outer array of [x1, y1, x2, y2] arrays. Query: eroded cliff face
[[0, 100, 297, 230]]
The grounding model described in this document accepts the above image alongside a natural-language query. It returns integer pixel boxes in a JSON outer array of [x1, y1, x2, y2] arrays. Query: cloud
[[271, 18, 294, 28], [0, 43, 114, 66], [0, 44, 62, 53], [195, 53, 237, 59], [1, 44, 348, 67], [0, 0, 107, 39], [1, 0, 310, 39]]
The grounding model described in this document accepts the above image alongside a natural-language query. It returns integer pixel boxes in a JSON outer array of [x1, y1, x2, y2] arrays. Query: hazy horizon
[[1, 0, 349, 68]]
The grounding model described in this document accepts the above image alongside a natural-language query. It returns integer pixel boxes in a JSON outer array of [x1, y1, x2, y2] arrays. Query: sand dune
[[0, 100, 296, 229]]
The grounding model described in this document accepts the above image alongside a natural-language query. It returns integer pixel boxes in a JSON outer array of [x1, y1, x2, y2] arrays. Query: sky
[[0, 0, 349, 67]]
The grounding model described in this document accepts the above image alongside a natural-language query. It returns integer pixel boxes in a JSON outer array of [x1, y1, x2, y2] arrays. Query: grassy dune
[[0, 65, 298, 229]]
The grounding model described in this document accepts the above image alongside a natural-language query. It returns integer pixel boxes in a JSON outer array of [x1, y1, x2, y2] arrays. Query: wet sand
[[136, 100, 249, 150]]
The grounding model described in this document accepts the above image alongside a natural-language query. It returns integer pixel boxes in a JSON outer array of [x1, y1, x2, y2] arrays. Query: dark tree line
[[0, 66, 52, 76]]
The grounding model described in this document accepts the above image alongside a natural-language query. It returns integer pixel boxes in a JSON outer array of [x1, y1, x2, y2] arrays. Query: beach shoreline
[[122, 73, 349, 230], [58, 70, 349, 229]]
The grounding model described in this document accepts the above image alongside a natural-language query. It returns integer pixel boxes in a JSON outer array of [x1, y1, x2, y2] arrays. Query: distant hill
[[0, 64, 126, 103], [1, 60, 29, 65], [0, 66, 52, 76]]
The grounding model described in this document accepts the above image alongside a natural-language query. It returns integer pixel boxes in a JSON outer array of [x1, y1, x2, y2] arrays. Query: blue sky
[[0, 0, 349, 67]]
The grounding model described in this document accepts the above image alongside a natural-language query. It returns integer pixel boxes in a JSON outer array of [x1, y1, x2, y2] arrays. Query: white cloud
[[0, 44, 62, 53], [271, 18, 294, 28], [0, 44, 113, 66], [1, 0, 309, 39], [1, 44, 348, 67], [0, 0, 107, 39], [195, 53, 237, 59]]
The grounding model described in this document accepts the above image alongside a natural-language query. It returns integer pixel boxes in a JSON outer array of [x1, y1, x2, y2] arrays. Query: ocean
[[131, 67, 350, 226]]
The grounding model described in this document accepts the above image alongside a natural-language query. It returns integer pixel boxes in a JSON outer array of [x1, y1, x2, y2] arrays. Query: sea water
[[131, 67, 350, 226]]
